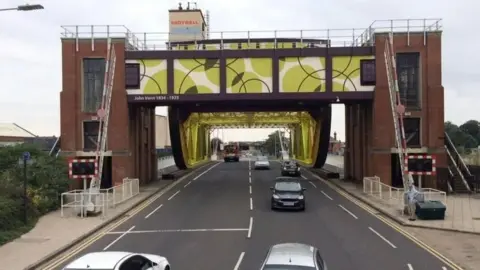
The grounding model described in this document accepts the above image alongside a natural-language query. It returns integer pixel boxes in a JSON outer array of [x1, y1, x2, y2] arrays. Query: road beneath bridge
[[56, 160, 453, 270]]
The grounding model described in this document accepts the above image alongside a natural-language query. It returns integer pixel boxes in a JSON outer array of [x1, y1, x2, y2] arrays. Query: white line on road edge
[[338, 204, 358, 219], [144, 204, 163, 219], [106, 228, 249, 234], [249, 185, 252, 194], [308, 181, 317, 188], [301, 175, 308, 180], [184, 181, 192, 188], [407, 264, 413, 270], [250, 197, 253, 210], [234, 252, 245, 270], [368, 227, 397, 248], [321, 190, 333, 200], [193, 162, 221, 181], [247, 217, 253, 238], [168, 190, 180, 200], [103, 226, 135, 250]]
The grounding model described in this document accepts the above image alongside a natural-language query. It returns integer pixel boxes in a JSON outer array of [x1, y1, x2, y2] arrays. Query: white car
[[254, 156, 270, 170], [63, 251, 170, 270]]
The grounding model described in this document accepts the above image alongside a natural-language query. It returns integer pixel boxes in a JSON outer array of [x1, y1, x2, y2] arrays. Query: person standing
[[407, 184, 418, 221]]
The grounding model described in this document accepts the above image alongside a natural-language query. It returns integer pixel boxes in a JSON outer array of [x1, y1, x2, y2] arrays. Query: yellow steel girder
[[194, 112, 312, 126]]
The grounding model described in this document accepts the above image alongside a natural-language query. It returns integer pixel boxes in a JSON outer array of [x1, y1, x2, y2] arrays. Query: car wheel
[[271, 205, 276, 210], [164, 266, 170, 270]]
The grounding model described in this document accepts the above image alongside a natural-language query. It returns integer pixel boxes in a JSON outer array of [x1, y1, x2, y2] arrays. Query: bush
[[0, 144, 69, 245]]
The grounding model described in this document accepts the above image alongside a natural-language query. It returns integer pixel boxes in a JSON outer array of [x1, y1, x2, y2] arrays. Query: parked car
[[271, 177, 306, 211], [62, 251, 170, 270], [281, 160, 301, 176], [254, 156, 270, 169], [260, 243, 328, 269]]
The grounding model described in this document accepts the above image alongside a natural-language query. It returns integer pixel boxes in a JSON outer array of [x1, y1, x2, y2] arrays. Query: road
[[51, 160, 458, 270]]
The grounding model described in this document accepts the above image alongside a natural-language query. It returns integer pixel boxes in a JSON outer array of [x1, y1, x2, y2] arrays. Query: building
[[155, 115, 171, 156], [0, 123, 37, 146]]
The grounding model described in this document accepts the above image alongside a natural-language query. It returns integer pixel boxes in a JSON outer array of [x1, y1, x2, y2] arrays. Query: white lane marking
[[441, 267, 447, 270], [308, 181, 317, 188], [234, 252, 245, 270], [193, 162, 221, 181], [168, 190, 180, 200], [249, 185, 252, 194], [368, 227, 397, 248], [184, 181, 191, 188], [338, 204, 358, 219], [106, 228, 249, 234], [407, 264, 414, 270], [250, 197, 253, 210], [249, 177, 251, 183], [144, 204, 163, 219], [301, 175, 308, 180], [321, 190, 333, 200], [249, 171, 251, 177], [103, 225, 135, 250], [247, 217, 253, 238]]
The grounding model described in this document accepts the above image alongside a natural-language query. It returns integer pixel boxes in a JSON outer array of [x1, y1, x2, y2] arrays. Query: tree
[[263, 131, 288, 156], [0, 144, 69, 245], [445, 120, 479, 151]]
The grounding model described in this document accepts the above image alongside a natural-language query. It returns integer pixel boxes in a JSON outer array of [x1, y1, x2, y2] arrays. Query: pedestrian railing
[[60, 177, 140, 218], [363, 176, 405, 212]]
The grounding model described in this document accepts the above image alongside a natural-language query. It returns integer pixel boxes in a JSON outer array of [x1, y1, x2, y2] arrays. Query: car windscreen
[[263, 265, 316, 270], [257, 156, 268, 161], [275, 182, 301, 192]]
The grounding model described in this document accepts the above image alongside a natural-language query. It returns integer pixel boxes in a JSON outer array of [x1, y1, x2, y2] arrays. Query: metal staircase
[[86, 38, 117, 213], [383, 33, 414, 190], [444, 132, 472, 193]]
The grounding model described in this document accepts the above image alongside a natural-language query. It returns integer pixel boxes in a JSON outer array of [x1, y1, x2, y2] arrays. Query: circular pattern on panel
[[139, 59, 168, 94], [279, 57, 326, 92], [226, 58, 272, 93], [174, 58, 221, 94]]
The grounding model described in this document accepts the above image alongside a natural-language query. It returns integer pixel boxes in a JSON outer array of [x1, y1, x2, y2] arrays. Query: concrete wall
[[155, 115, 171, 149]]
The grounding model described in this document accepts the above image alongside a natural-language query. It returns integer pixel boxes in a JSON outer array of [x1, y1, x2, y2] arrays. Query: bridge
[[56, 16, 455, 191], [38, 5, 477, 269]]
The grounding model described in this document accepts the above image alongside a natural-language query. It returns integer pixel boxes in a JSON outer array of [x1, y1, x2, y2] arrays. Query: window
[[119, 255, 152, 270], [83, 121, 99, 151], [83, 58, 106, 113], [315, 250, 326, 269], [125, 63, 141, 89], [360, 59, 376, 86], [396, 53, 420, 108], [404, 117, 421, 147]]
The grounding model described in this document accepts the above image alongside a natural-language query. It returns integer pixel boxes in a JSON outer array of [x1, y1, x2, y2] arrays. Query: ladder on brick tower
[[86, 38, 117, 213], [383, 33, 413, 190]]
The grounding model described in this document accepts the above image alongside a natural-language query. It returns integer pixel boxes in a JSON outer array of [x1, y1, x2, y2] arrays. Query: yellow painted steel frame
[[180, 111, 323, 166]]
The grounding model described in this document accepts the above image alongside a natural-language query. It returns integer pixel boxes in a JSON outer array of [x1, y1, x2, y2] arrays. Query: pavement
[[34, 160, 462, 270]]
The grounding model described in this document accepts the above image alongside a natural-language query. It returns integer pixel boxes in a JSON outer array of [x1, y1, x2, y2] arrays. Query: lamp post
[[0, 4, 44, 12]]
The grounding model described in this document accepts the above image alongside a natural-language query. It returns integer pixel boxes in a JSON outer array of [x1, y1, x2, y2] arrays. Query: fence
[[61, 177, 140, 218], [362, 176, 447, 215]]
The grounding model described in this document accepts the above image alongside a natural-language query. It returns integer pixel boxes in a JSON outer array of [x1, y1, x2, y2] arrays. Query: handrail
[[60, 18, 443, 51], [445, 146, 471, 192], [445, 132, 472, 175]]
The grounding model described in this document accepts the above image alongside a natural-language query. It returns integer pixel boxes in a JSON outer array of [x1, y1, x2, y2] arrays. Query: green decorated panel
[[173, 59, 220, 94], [332, 55, 375, 92], [125, 59, 167, 95], [226, 58, 273, 93], [279, 57, 326, 93]]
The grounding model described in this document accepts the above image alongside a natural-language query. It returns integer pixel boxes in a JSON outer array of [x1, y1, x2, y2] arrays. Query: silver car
[[260, 243, 327, 270], [254, 156, 270, 170], [63, 251, 170, 270]]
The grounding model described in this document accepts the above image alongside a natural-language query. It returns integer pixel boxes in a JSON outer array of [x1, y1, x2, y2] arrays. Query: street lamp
[[0, 4, 44, 12]]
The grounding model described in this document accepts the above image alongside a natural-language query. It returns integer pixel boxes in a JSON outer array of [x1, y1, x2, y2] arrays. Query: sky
[[0, 0, 478, 142]]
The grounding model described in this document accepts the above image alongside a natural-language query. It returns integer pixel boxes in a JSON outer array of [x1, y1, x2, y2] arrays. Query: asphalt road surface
[[54, 161, 458, 270]]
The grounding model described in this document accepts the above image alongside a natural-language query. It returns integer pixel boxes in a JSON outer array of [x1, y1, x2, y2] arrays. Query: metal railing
[[363, 176, 447, 215], [60, 18, 442, 51], [60, 177, 140, 218]]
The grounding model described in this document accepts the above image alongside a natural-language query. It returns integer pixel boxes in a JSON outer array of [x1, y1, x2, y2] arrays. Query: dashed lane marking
[[144, 204, 163, 219], [369, 227, 397, 249], [338, 204, 358, 219], [301, 175, 308, 180], [167, 190, 180, 200], [321, 190, 333, 200], [249, 185, 252, 194], [247, 217, 253, 239], [234, 252, 245, 270], [407, 263, 414, 270], [193, 162, 221, 181], [308, 181, 317, 188], [184, 181, 192, 188], [250, 197, 253, 211]]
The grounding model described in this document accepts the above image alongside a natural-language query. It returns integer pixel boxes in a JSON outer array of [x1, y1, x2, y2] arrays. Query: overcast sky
[[0, 0, 478, 142]]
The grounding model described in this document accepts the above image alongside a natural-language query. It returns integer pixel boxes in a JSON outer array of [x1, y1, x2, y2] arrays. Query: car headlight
[[273, 194, 280, 199], [283, 167, 287, 170], [298, 195, 304, 200], [297, 167, 300, 170]]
